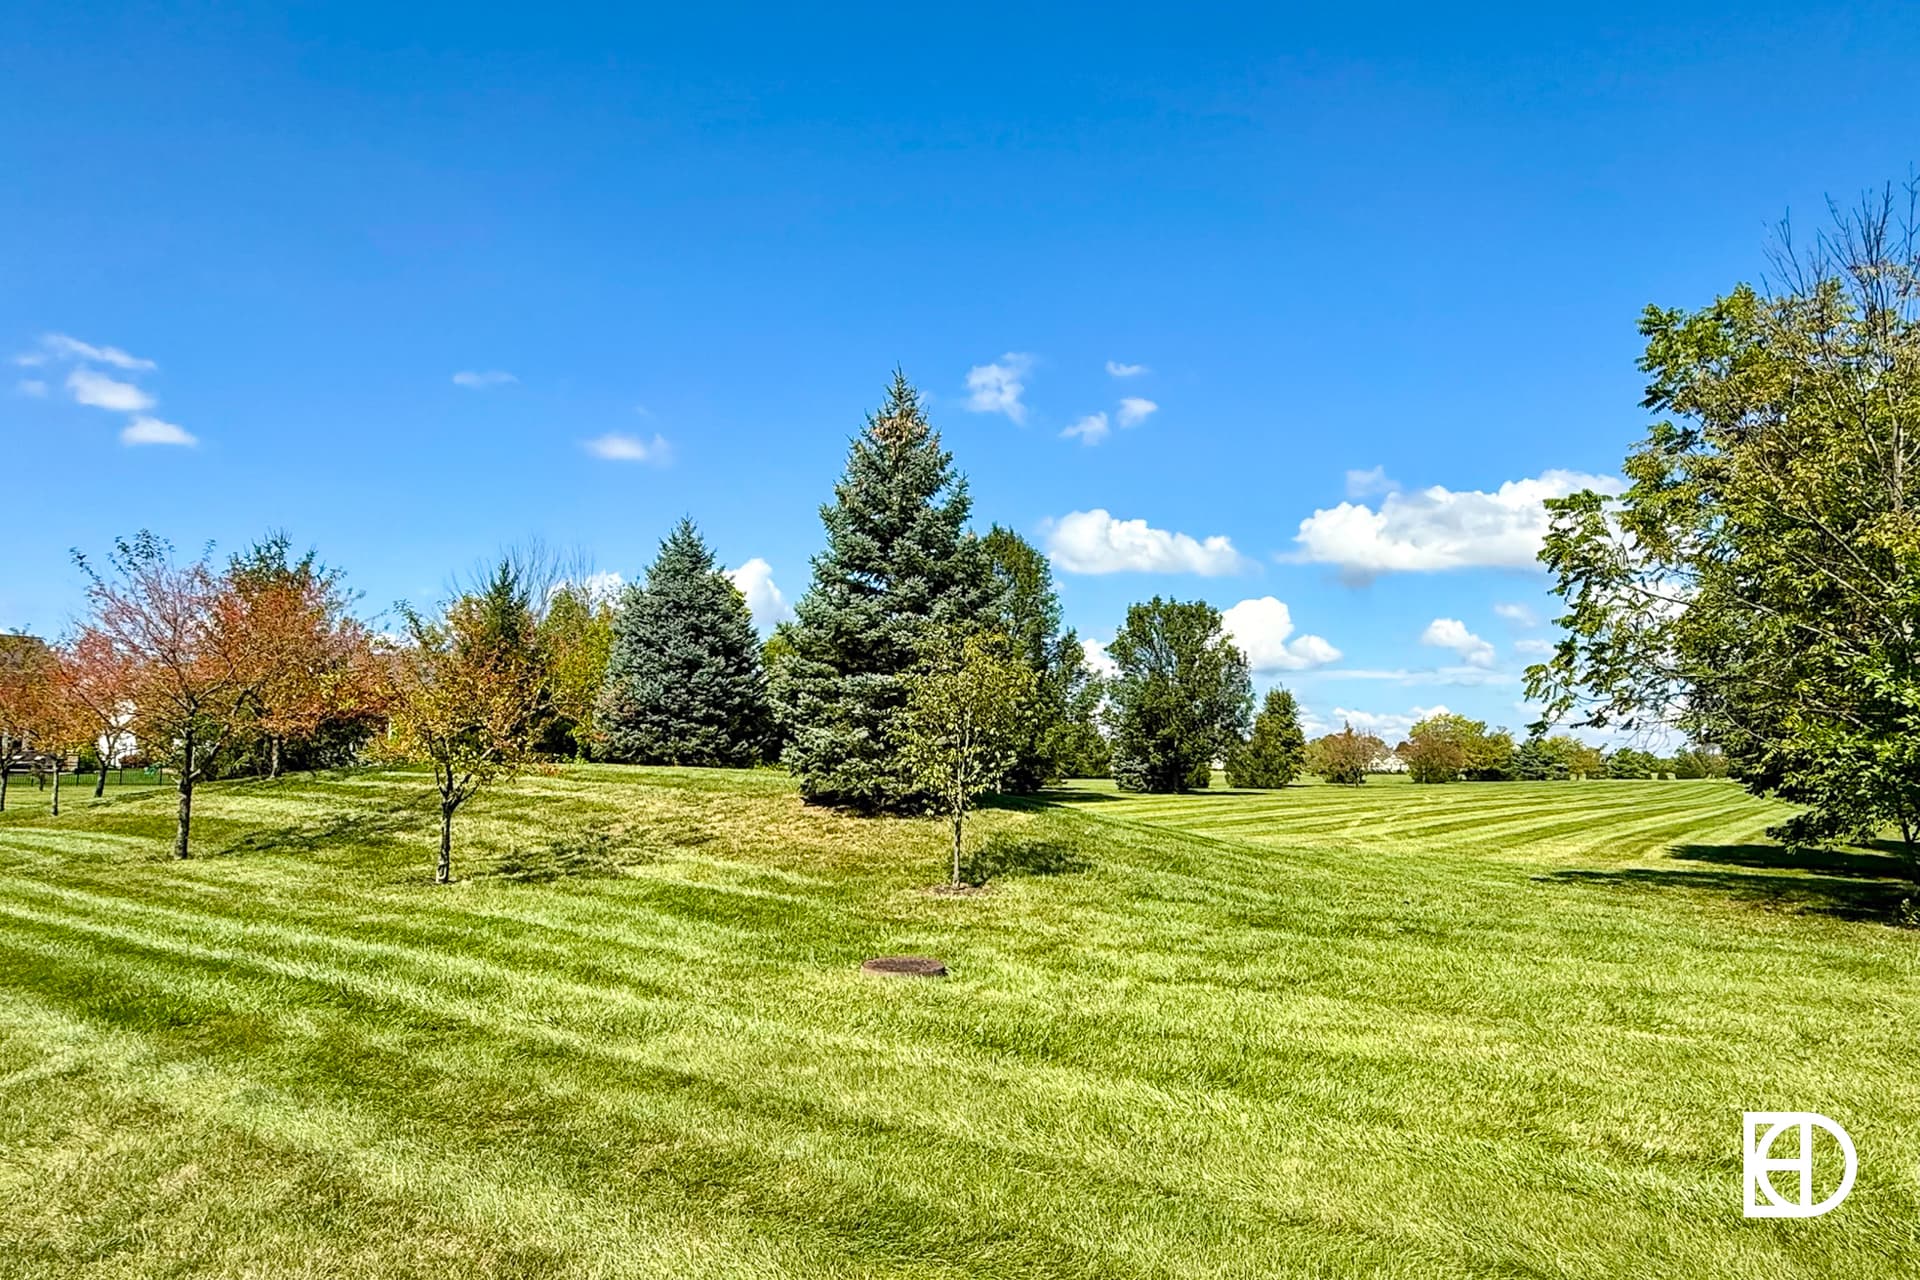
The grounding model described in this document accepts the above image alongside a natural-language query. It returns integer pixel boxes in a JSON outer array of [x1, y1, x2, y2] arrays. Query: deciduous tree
[[75, 533, 261, 857], [899, 628, 1034, 886], [0, 634, 55, 812], [1307, 723, 1380, 786], [382, 574, 547, 884], [1105, 598, 1253, 793], [1531, 186, 1920, 874]]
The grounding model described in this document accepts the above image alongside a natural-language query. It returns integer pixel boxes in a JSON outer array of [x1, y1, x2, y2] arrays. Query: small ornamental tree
[[1307, 723, 1379, 786], [0, 634, 56, 812], [1226, 687, 1308, 788], [1105, 598, 1253, 793], [383, 585, 547, 884], [75, 533, 263, 858], [899, 628, 1034, 887], [56, 630, 138, 796], [596, 519, 771, 766]]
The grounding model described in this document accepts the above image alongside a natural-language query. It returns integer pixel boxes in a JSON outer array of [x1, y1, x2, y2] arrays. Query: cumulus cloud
[[1105, 360, 1148, 378], [1421, 617, 1496, 668], [1081, 637, 1118, 678], [452, 369, 517, 389], [1043, 509, 1248, 576], [121, 416, 196, 447], [1493, 601, 1540, 627], [727, 558, 793, 631], [1513, 637, 1555, 657], [14, 379, 46, 397], [31, 333, 156, 371], [1116, 396, 1157, 427], [584, 432, 672, 464], [1221, 597, 1341, 672], [1061, 411, 1109, 445], [1333, 703, 1452, 740], [965, 352, 1033, 423], [1291, 469, 1622, 578], [1344, 466, 1397, 499], [67, 368, 155, 412]]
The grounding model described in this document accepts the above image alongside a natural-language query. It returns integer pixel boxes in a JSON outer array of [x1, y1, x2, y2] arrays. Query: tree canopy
[[1530, 187, 1920, 870], [1226, 687, 1307, 789], [1105, 598, 1252, 793]]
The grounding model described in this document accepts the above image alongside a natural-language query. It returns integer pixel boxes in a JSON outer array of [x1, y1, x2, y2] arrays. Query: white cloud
[[121, 416, 196, 447], [1081, 637, 1118, 678], [1332, 703, 1451, 740], [1514, 637, 1555, 657], [1421, 617, 1496, 668], [1221, 597, 1342, 672], [452, 369, 517, 389], [1344, 466, 1397, 499], [577, 571, 626, 605], [1042, 509, 1248, 576], [1116, 396, 1158, 427], [14, 379, 46, 397], [1291, 469, 1622, 578], [1493, 602, 1540, 627], [67, 368, 155, 412], [1061, 411, 1109, 445], [727, 558, 793, 631], [1105, 360, 1148, 378], [584, 432, 672, 464], [35, 333, 155, 371], [965, 352, 1033, 423]]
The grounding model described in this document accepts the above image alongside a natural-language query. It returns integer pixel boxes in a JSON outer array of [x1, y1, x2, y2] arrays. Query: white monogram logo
[[1742, 1112, 1856, 1218]]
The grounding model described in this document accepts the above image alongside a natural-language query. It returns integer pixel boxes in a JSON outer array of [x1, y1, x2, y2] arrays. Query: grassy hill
[[1, 768, 1915, 1278]]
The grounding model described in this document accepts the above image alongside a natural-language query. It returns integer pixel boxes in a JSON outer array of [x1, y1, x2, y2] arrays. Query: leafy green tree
[[899, 628, 1035, 886], [1606, 748, 1667, 781], [1530, 188, 1920, 871], [1105, 598, 1252, 793], [772, 372, 991, 810], [1053, 668, 1112, 779], [1542, 734, 1605, 779], [596, 519, 771, 767], [982, 526, 1090, 791], [1403, 713, 1475, 783], [1306, 723, 1378, 786], [1226, 687, 1307, 788], [1673, 746, 1730, 779], [539, 582, 615, 759]]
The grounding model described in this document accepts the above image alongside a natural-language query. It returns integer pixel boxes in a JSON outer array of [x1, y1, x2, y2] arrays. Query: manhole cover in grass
[[861, 955, 948, 978]]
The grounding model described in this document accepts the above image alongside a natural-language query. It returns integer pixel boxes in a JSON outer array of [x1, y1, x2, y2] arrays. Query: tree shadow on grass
[[961, 832, 1092, 885], [218, 810, 419, 858], [487, 828, 660, 884], [1670, 841, 1914, 880], [1545, 866, 1909, 923]]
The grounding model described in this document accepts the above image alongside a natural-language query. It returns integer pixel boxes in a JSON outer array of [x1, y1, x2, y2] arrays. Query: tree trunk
[[51, 760, 60, 817], [438, 802, 454, 884], [951, 804, 964, 887], [269, 736, 282, 779], [175, 734, 195, 860], [1, 762, 9, 812], [94, 764, 107, 798]]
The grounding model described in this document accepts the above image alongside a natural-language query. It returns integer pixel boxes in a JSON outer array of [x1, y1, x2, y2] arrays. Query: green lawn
[[0, 767, 1915, 1278]]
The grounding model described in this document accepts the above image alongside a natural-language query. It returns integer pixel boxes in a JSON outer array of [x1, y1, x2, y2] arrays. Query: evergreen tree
[[596, 519, 771, 766], [1225, 687, 1306, 788], [773, 371, 990, 811]]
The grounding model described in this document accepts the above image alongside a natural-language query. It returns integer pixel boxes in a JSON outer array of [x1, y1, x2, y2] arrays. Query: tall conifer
[[596, 519, 771, 766], [773, 371, 989, 810]]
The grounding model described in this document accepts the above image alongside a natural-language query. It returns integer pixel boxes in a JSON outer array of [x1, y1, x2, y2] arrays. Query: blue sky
[[5, 1, 1917, 742]]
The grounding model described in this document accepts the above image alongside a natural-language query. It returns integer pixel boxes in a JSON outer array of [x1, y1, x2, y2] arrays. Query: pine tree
[[595, 519, 771, 766], [1226, 687, 1307, 788], [773, 371, 991, 811], [983, 526, 1088, 792]]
